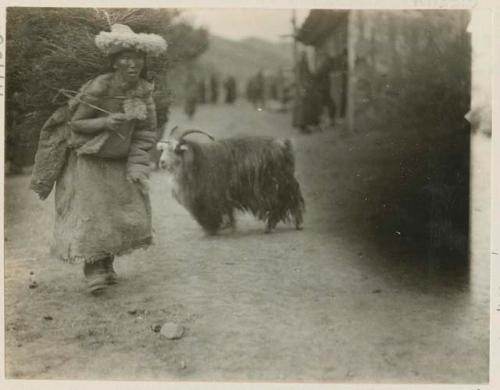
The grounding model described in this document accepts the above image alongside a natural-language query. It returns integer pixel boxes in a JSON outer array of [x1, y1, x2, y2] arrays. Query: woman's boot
[[83, 259, 108, 295], [103, 256, 118, 285]]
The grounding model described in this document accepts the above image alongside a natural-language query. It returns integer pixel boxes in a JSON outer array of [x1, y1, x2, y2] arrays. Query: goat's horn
[[168, 125, 180, 137], [178, 129, 215, 141]]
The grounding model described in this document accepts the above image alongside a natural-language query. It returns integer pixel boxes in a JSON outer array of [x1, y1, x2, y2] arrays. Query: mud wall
[[344, 11, 472, 264], [347, 10, 470, 133]]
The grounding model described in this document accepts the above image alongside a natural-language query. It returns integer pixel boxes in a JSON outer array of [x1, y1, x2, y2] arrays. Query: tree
[[5, 8, 210, 165]]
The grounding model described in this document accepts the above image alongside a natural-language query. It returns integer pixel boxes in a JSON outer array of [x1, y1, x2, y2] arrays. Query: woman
[[31, 24, 167, 294]]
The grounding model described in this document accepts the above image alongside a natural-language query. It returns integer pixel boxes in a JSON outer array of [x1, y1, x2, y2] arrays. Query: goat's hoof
[[86, 278, 108, 295], [295, 225, 304, 231]]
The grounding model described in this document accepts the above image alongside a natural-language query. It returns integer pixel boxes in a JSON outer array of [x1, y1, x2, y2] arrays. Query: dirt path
[[4, 102, 489, 382]]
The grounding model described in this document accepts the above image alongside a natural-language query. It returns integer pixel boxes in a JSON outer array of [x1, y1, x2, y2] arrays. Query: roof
[[297, 10, 349, 46]]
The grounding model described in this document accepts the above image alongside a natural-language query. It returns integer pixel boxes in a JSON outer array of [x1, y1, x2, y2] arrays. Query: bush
[[6, 8, 209, 165]]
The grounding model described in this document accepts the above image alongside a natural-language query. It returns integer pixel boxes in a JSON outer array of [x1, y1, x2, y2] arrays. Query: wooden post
[[279, 9, 300, 124], [291, 9, 301, 128], [346, 11, 356, 133]]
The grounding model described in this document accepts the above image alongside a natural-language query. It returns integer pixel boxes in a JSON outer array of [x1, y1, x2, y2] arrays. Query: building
[[297, 10, 475, 260], [297, 10, 471, 132]]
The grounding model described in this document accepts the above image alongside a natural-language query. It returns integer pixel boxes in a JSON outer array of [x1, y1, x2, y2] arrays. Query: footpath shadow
[[304, 119, 471, 290]]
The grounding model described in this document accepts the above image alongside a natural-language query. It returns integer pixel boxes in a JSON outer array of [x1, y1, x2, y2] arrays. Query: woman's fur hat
[[95, 24, 167, 56]]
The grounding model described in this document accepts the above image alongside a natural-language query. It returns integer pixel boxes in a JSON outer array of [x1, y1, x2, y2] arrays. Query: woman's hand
[[127, 171, 149, 194], [105, 113, 130, 131]]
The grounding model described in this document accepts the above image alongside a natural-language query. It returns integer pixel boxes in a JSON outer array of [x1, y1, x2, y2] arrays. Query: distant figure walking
[[293, 52, 319, 133], [254, 70, 266, 109], [184, 72, 198, 119], [209, 74, 219, 104], [314, 57, 336, 127], [197, 78, 207, 104], [224, 76, 237, 104], [246, 77, 257, 107], [246, 71, 266, 109]]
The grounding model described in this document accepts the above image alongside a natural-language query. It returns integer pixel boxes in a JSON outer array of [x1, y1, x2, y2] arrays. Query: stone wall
[[466, 10, 492, 135]]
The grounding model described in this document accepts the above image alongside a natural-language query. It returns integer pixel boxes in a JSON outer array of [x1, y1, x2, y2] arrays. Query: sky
[[180, 8, 310, 43]]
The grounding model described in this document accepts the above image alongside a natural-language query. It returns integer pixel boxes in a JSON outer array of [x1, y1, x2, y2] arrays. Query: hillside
[[167, 35, 293, 102], [199, 35, 293, 81]]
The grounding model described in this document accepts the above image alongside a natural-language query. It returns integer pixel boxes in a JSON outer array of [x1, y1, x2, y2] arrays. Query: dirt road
[[4, 102, 489, 382]]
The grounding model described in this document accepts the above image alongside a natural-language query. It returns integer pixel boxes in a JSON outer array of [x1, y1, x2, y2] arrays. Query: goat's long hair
[[175, 136, 305, 234]]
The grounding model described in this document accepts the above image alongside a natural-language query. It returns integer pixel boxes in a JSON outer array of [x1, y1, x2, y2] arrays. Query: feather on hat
[[95, 24, 167, 56]]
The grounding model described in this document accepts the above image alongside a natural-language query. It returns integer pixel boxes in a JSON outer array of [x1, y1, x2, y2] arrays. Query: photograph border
[[0, 0, 498, 389]]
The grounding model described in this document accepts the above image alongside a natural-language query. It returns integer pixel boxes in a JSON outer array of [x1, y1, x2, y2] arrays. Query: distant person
[[224, 76, 237, 104], [280, 83, 292, 112], [209, 74, 219, 104], [293, 52, 318, 132], [315, 57, 336, 126], [270, 78, 278, 101], [184, 73, 198, 119], [255, 70, 266, 109], [246, 77, 258, 107], [197, 78, 206, 104]]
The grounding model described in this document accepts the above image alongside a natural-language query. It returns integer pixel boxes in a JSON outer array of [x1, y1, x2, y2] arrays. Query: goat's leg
[[220, 209, 236, 232], [294, 210, 304, 230], [290, 178, 305, 230], [265, 214, 278, 234], [195, 204, 223, 236], [228, 210, 236, 232]]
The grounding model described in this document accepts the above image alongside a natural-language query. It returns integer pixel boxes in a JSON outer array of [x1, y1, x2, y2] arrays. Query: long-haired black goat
[[156, 126, 305, 235]]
